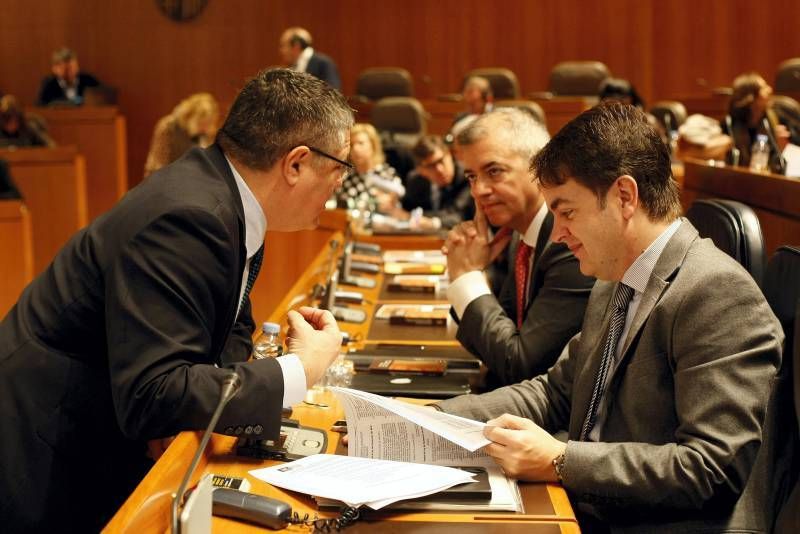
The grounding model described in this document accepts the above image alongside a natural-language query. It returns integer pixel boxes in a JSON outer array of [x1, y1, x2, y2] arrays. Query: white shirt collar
[[226, 157, 267, 259], [295, 46, 314, 73], [521, 202, 549, 247], [621, 219, 682, 294]]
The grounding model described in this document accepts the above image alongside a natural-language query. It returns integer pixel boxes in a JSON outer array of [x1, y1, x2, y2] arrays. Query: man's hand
[[482, 414, 566, 482], [442, 206, 511, 281], [146, 435, 176, 461], [775, 124, 790, 152], [286, 306, 341, 388]]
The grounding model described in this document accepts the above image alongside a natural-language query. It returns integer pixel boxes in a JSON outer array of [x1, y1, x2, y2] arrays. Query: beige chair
[[549, 61, 611, 96], [465, 68, 520, 99], [650, 100, 688, 134], [355, 68, 413, 101], [775, 58, 800, 93], [371, 97, 427, 148], [494, 99, 547, 128]]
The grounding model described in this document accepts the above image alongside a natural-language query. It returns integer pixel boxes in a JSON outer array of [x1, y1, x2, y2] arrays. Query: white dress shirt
[[227, 158, 307, 408], [294, 46, 314, 73], [447, 202, 548, 319], [587, 218, 683, 441]]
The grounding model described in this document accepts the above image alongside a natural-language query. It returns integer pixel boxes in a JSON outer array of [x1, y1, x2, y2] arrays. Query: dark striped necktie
[[239, 244, 264, 315], [580, 282, 635, 440]]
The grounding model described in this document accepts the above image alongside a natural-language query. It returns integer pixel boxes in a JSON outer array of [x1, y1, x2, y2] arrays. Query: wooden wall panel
[[0, 0, 798, 192]]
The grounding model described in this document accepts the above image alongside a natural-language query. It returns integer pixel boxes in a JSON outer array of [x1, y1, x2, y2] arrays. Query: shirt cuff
[[447, 270, 492, 319], [276, 354, 307, 408]]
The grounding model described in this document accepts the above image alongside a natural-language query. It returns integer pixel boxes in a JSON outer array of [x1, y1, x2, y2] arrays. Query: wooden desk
[[352, 97, 594, 137], [682, 160, 800, 254], [106, 231, 579, 533], [0, 199, 33, 318], [0, 147, 88, 274], [31, 106, 128, 220]]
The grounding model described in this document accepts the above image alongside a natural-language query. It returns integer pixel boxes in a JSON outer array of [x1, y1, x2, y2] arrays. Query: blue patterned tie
[[580, 283, 635, 440], [239, 244, 264, 315]]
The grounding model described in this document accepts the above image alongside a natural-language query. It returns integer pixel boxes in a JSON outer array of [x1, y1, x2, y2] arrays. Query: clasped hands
[[441, 206, 512, 281]]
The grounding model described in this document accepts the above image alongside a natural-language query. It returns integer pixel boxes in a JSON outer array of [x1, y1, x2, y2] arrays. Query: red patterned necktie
[[515, 242, 534, 329]]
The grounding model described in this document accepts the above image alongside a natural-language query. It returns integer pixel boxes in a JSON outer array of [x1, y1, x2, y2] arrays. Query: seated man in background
[[437, 103, 787, 532], [452, 76, 494, 129], [279, 26, 341, 90], [0, 69, 350, 532], [443, 108, 593, 387], [36, 47, 101, 106], [402, 135, 475, 229]]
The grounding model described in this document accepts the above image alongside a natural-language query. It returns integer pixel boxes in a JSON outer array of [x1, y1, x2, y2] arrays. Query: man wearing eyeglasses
[[0, 69, 352, 532], [402, 135, 476, 229], [443, 108, 594, 388]]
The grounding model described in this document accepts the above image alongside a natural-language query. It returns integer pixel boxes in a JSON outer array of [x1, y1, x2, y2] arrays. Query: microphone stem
[[170, 383, 238, 534]]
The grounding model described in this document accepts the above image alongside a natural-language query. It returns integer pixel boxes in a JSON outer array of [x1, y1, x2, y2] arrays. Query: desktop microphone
[[761, 116, 787, 174], [171, 371, 242, 534], [723, 115, 741, 166]]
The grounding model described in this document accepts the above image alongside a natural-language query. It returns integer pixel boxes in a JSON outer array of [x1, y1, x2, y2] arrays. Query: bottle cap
[[756, 134, 769, 142], [261, 322, 281, 335]]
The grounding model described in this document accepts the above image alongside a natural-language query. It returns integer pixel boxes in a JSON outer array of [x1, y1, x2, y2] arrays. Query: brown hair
[[729, 72, 768, 123], [411, 135, 447, 164], [532, 103, 681, 221]]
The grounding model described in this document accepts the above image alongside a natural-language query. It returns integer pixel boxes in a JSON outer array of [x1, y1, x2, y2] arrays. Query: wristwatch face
[[154, 0, 209, 22]]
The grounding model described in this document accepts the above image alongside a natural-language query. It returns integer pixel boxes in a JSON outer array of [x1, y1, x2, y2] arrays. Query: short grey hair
[[456, 107, 550, 162], [217, 69, 353, 171]]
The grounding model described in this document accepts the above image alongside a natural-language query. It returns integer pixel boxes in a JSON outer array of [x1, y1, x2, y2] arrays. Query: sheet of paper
[[783, 142, 800, 177], [383, 250, 448, 264], [331, 387, 491, 453], [249, 454, 474, 509]]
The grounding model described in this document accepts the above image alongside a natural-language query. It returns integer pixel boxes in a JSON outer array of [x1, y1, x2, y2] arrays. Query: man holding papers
[[437, 104, 788, 533], [443, 108, 593, 386]]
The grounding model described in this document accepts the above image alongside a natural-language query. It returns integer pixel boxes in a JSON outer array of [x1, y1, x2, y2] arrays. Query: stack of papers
[[250, 454, 476, 509]]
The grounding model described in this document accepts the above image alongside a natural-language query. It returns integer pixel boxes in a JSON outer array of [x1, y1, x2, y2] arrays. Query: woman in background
[[0, 95, 54, 148], [726, 72, 788, 173], [143, 92, 219, 177]]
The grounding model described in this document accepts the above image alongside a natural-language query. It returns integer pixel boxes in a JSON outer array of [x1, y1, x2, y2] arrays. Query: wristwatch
[[552, 453, 566, 482]]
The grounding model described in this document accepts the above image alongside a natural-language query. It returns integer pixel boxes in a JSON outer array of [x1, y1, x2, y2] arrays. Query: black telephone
[[236, 418, 328, 461]]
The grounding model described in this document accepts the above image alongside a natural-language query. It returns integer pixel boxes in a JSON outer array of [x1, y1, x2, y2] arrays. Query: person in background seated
[[436, 103, 787, 533], [726, 72, 789, 173], [144, 92, 219, 177], [402, 135, 475, 229], [36, 47, 101, 106], [443, 108, 593, 387], [0, 95, 54, 148], [278, 27, 341, 90], [449, 76, 495, 160]]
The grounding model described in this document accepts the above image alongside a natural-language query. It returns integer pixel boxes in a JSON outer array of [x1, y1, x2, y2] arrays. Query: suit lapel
[[526, 212, 554, 310]]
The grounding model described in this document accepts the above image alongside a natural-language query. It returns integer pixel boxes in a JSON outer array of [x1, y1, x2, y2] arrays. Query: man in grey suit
[[436, 103, 787, 532], [443, 108, 594, 386]]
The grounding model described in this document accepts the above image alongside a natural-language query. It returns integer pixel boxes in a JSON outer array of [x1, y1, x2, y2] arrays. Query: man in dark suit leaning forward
[[437, 103, 788, 532], [0, 69, 353, 532], [442, 108, 594, 387]]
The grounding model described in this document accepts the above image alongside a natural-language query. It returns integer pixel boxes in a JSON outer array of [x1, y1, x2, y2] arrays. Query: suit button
[[234, 426, 243, 435], [245, 425, 254, 435], [254, 425, 263, 435], [224, 426, 234, 435]]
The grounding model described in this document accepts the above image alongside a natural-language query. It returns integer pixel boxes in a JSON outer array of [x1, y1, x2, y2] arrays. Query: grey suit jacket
[[456, 212, 594, 386], [439, 221, 788, 533]]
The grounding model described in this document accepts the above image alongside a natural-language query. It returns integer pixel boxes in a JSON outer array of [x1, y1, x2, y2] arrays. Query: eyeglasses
[[309, 146, 354, 174]]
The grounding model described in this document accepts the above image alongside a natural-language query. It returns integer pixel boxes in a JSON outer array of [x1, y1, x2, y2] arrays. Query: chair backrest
[[356, 68, 413, 100], [494, 99, 547, 128], [371, 97, 427, 148], [549, 61, 611, 96], [775, 58, 800, 93], [764, 246, 800, 350], [685, 199, 766, 287], [465, 68, 520, 99], [650, 100, 688, 134]]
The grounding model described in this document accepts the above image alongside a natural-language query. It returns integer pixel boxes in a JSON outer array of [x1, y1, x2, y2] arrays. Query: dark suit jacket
[[306, 51, 341, 90], [456, 212, 594, 387], [0, 144, 285, 532], [401, 163, 475, 228], [36, 72, 100, 106], [439, 221, 789, 533]]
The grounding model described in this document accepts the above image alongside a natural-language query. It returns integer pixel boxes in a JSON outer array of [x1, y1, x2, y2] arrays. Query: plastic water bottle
[[749, 134, 771, 172], [252, 322, 283, 359]]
